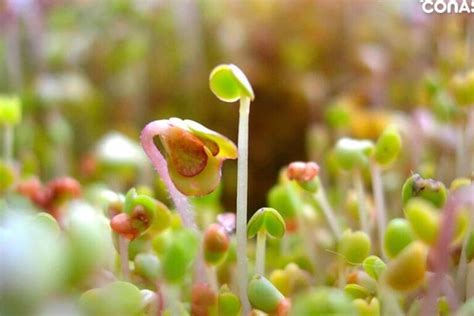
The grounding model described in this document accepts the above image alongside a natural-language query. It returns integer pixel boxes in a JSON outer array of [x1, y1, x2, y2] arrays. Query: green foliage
[[334, 138, 374, 171], [247, 207, 286, 239], [209, 64, 254, 102], [373, 126, 402, 166], [247, 275, 285, 313], [290, 287, 356, 316], [384, 218, 415, 258], [338, 230, 371, 264], [402, 174, 447, 208]]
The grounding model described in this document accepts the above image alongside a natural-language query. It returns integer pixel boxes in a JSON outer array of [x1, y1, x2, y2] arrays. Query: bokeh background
[[1, 0, 472, 213]]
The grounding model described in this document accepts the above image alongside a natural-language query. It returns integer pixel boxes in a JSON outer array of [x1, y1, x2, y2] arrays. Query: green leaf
[[247, 275, 284, 313], [334, 138, 374, 171], [290, 287, 356, 316], [338, 230, 371, 264], [0, 95, 21, 125], [384, 218, 415, 258], [404, 198, 440, 245], [363, 256, 386, 280], [247, 207, 286, 239], [373, 126, 402, 166], [209, 64, 254, 102]]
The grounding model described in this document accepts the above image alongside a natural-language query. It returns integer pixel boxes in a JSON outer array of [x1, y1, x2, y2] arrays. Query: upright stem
[[236, 96, 250, 313], [456, 220, 472, 301], [255, 231, 266, 276], [313, 184, 342, 240], [354, 169, 369, 235], [369, 159, 387, 259], [118, 236, 130, 281], [3, 124, 13, 165], [141, 121, 196, 229]]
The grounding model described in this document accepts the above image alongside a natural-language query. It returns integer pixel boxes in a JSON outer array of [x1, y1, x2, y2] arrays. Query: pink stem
[[141, 120, 206, 284], [422, 185, 474, 315], [140, 120, 196, 229], [118, 236, 130, 281]]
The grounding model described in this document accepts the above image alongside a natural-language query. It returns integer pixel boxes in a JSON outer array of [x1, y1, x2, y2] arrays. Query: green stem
[[353, 169, 369, 235], [369, 159, 387, 259], [118, 236, 130, 281], [456, 220, 472, 300], [255, 230, 266, 276], [236, 96, 250, 313], [313, 183, 342, 241], [3, 124, 13, 165]]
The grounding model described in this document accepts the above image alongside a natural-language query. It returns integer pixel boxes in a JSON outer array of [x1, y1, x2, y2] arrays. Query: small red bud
[[110, 213, 139, 240], [204, 223, 230, 253], [287, 161, 319, 182], [191, 282, 217, 316]]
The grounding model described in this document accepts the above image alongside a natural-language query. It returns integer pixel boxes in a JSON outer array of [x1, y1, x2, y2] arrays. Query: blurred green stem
[[370, 159, 387, 259], [313, 183, 342, 240], [255, 230, 266, 276], [354, 169, 369, 236], [3, 124, 13, 165], [236, 96, 250, 313]]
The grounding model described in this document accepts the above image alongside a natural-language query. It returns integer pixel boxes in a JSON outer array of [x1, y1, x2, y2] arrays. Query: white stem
[[162, 283, 180, 315], [314, 184, 342, 240], [354, 169, 369, 235], [255, 231, 266, 276], [236, 96, 250, 313], [370, 159, 387, 259], [4, 124, 13, 165], [206, 266, 218, 293], [118, 236, 130, 281]]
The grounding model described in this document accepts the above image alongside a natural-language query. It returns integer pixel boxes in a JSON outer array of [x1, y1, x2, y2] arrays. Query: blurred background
[[0, 0, 472, 213]]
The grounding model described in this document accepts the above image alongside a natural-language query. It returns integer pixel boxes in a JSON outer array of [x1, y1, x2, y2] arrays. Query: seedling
[[247, 207, 286, 275], [141, 117, 237, 228], [334, 138, 374, 235], [210, 64, 254, 312]]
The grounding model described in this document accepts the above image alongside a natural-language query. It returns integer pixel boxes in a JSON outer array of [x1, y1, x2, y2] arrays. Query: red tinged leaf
[[160, 125, 208, 177]]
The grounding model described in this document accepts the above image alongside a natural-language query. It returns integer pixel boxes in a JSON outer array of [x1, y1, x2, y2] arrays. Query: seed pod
[[383, 241, 427, 291], [384, 218, 415, 258], [338, 230, 371, 264], [402, 174, 447, 208], [248, 275, 286, 314]]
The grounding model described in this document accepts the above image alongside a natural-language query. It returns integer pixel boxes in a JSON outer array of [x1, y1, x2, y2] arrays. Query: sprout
[[247, 207, 286, 275], [286, 161, 341, 240], [141, 117, 237, 228], [383, 241, 427, 291], [384, 218, 415, 258], [402, 174, 447, 208], [338, 230, 371, 265], [247, 275, 287, 314], [218, 285, 241, 316], [210, 64, 254, 312], [161, 229, 199, 283], [134, 253, 160, 282], [334, 138, 374, 235]]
